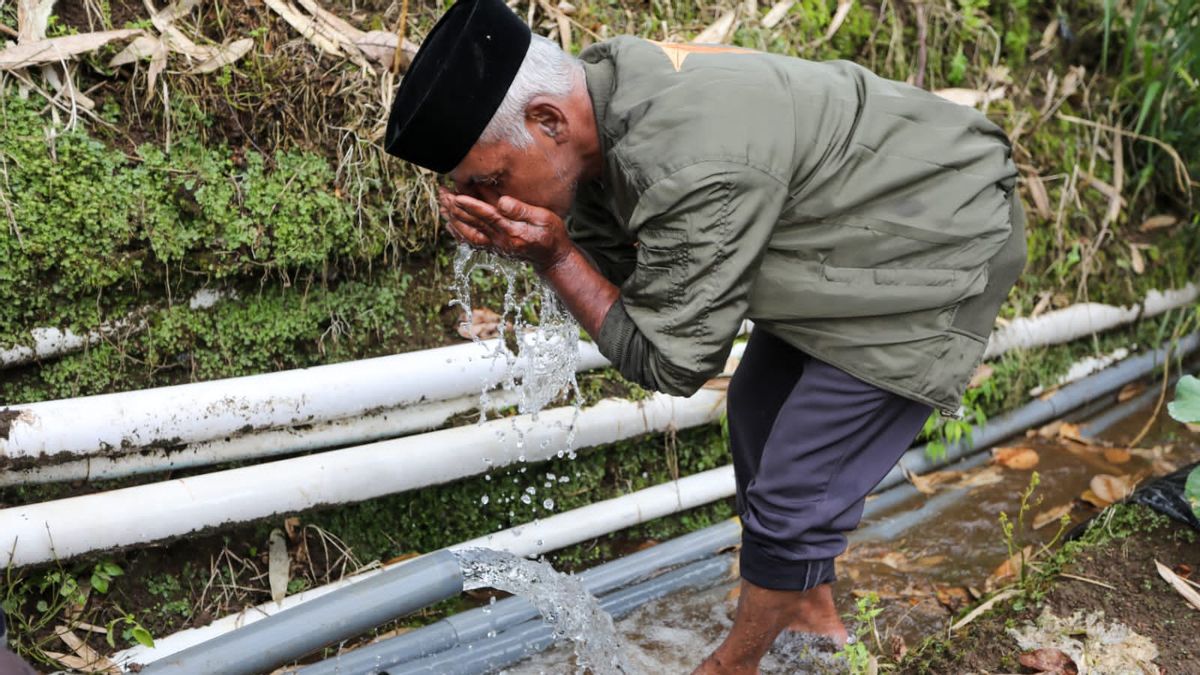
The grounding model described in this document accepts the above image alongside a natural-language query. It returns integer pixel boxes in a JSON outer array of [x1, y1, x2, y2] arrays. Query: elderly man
[[385, 0, 1025, 671]]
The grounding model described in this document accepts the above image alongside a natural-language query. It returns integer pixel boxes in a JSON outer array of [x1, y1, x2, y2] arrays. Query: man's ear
[[527, 100, 568, 144]]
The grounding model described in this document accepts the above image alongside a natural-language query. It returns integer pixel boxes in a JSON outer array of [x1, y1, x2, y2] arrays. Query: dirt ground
[[904, 504, 1200, 674]]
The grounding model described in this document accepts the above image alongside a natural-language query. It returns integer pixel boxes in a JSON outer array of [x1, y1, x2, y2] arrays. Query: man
[[384, 0, 1025, 671]]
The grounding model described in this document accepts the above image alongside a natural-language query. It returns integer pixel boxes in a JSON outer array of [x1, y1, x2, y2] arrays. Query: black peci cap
[[384, 0, 532, 173]]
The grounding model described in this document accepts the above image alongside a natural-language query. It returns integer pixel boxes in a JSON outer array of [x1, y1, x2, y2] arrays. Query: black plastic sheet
[[1128, 461, 1200, 532]]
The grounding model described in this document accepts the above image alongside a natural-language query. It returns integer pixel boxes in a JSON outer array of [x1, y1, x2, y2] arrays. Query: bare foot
[[783, 584, 849, 645], [690, 650, 760, 675]]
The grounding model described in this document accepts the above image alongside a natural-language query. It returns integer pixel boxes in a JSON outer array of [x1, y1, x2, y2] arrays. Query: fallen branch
[[0, 29, 143, 70]]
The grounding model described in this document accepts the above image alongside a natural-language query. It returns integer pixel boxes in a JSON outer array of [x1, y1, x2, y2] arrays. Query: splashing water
[[450, 244, 582, 417], [454, 548, 639, 675]]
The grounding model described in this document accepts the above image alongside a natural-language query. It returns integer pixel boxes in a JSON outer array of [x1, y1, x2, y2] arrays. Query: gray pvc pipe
[[140, 550, 463, 675], [874, 333, 1200, 493], [1079, 369, 1192, 438], [387, 554, 736, 675], [298, 520, 740, 675], [852, 384, 1122, 541], [854, 346, 1199, 544]]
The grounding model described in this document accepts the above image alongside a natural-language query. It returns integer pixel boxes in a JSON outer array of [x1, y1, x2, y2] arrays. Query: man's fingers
[[446, 220, 491, 248], [453, 195, 517, 238], [448, 201, 501, 238], [496, 196, 552, 227]]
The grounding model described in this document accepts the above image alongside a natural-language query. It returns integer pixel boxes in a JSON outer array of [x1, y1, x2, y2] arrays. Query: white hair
[[478, 34, 583, 148]]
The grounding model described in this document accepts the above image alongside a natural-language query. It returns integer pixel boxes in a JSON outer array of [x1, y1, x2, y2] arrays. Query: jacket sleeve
[[595, 161, 789, 396], [566, 185, 637, 287]]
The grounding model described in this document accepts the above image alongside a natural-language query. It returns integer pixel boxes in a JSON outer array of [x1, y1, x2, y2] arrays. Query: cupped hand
[[438, 188, 574, 273]]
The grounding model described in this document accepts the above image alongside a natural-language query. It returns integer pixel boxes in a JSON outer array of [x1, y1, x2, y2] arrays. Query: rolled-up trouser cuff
[[740, 534, 836, 591]]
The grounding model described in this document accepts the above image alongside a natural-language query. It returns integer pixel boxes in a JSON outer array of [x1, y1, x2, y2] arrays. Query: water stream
[[450, 244, 582, 418], [448, 249, 637, 673], [453, 548, 639, 675]]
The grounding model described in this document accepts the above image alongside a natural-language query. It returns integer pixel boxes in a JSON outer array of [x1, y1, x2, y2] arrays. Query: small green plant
[[997, 472, 1073, 591], [838, 592, 885, 674], [90, 561, 123, 594], [1166, 374, 1200, 519], [105, 608, 155, 649]]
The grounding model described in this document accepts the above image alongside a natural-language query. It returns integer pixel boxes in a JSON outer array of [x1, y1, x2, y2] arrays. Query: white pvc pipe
[[0, 390, 522, 487], [108, 466, 737, 670], [984, 283, 1198, 359], [454, 465, 736, 558], [0, 339, 609, 464], [0, 388, 729, 569], [0, 289, 228, 369]]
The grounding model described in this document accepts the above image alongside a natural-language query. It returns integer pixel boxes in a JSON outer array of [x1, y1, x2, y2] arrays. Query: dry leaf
[[890, 634, 908, 661], [906, 468, 962, 495], [1139, 214, 1179, 232], [268, 528, 290, 605], [866, 551, 908, 570], [191, 37, 254, 74], [108, 34, 161, 66], [1037, 419, 1064, 438], [0, 29, 143, 69], [1103, 448, 1132, 464], [808, 0, 853, 47], [1081, 171, 1125, 206], [956, 466, 1005, 488], [951, 588, 1020, 631], [457, 307, 503, 340], [693, 10, 738, 44], [903, 462, 946, 495], [934, 585, 970, 612], [761, 0, 795, 28], [1176, 563, 1193, 580], [284, 516, 302, 542], [1033, 502, 1074, 530], [53, 625, 118, 673], [1025, 172, 1053, 219], [969, 363, 994, 389], [987, 545, 1033, 589], [43, 651, 94, 671], [353, 30, 419, 68], [1154, 560, 1200, 611], [1087, 474, 1135, 507], [1117, 383, 1146, 402], [1057, 422, 1087, 443], [993, 446, 1040, 470], [933, 87, 1006, 107], [1019, 647, 1079, 674], [382, 551, 422, 566], [1129, 243, 1145, 275]]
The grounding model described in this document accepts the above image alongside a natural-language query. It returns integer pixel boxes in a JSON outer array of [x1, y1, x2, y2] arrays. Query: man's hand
[[438, 188, 573, 273]]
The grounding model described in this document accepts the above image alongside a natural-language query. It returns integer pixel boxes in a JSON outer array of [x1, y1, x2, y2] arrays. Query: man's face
[[447, 130, 580, 219]]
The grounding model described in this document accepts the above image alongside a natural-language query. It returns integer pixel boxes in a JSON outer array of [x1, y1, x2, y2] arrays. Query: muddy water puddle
[[506, 402, 1199, 674]]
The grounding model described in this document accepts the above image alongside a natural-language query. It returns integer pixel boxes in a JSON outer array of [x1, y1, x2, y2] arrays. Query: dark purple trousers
[[728, 329, 932, 591]]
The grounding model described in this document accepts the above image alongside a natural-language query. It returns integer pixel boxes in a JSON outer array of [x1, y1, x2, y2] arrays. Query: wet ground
[[507, 398, 1200, 674]]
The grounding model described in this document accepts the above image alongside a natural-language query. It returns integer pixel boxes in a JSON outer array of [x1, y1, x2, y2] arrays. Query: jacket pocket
[[626, 240, 689, 311], [819, 263, 988, 313]]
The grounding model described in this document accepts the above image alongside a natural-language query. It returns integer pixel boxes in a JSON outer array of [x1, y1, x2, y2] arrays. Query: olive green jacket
[[576, 37, 1026, 414]]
